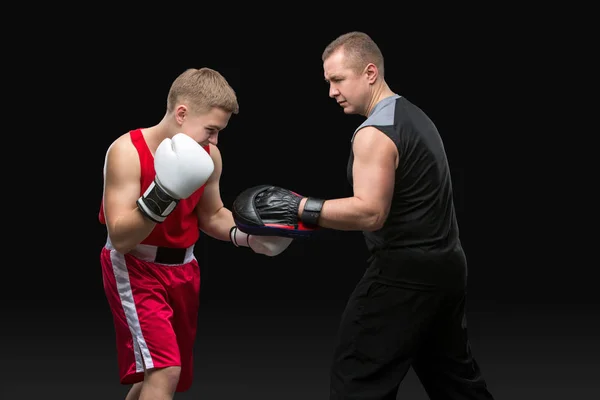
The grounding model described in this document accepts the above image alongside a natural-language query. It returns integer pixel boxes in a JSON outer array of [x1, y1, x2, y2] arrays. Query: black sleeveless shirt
[[348, 95, 461, 259]]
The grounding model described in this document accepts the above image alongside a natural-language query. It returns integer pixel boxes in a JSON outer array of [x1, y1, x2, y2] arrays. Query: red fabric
[[99, 129, 210, 248]]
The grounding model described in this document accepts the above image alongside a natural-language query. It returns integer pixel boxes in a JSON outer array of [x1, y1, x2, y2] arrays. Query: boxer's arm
[[103, 138, 157, 253], [195, 145, 236, 241], [299, 126, 398, 231]]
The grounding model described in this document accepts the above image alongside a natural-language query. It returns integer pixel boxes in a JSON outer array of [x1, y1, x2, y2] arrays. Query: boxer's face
[[176, 105, 231, 146], [324, 49, 371, 115]]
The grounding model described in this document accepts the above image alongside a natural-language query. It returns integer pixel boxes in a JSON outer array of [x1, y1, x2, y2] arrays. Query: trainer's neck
[[365, 81, 396, 117]]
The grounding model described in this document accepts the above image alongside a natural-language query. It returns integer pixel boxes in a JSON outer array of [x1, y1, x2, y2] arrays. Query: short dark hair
[[322, 31, 385, 76]]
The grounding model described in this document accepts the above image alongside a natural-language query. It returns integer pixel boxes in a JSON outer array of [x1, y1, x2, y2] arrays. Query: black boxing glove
[[232, 184, 325, 238]]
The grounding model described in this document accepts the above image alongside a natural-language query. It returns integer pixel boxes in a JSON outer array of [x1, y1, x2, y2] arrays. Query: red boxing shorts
[[100, 239, 200, 392]]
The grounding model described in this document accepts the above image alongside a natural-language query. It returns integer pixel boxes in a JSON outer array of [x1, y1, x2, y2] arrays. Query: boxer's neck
[[142, 115, 180, 151]]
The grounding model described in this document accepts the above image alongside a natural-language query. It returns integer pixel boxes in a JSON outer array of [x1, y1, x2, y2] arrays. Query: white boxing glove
[[230, 226, 293, 257], [137, 133, 215, 223]]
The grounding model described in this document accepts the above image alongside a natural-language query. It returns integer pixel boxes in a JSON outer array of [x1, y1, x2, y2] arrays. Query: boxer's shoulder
[[104, 133, 141, 176], [206, 144, 222, 167], [110, 133, 141, 158]]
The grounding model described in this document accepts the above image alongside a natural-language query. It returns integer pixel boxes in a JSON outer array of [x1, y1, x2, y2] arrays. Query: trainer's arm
[[299, 126, 398, 231], [103, 138, 157, 253], [195, 145, 236, 241]]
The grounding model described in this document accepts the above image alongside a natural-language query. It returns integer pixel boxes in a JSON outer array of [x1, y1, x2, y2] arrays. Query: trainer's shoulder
[[396, 96, 433, 124], [354, 95, 400, 132]]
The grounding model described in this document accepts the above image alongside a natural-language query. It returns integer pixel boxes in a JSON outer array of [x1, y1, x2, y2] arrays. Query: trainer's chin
[[340, 103, 354, 114]]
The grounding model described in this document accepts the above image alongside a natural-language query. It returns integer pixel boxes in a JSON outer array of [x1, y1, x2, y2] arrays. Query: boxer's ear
[[174, 104, 189, 125]]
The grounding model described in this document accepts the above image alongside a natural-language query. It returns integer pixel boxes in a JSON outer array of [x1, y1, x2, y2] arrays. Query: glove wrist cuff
[[137, 180, 179, 223], [230, 226, 251, 248], [300, 197, 325, 226]]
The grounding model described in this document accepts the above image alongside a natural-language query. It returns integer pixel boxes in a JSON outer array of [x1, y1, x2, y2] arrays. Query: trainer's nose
[[329, 86, 340, 98]]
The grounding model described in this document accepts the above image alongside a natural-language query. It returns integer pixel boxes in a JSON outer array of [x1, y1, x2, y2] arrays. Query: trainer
[[232, 32, 496, 400]]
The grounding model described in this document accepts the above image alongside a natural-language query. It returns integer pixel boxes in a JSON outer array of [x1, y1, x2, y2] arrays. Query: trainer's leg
[[412, 290, 495, 400], [329, 268, 441, 400]]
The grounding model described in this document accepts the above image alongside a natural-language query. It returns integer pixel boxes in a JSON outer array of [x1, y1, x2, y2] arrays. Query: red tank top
[[98, 129, 209, 248]]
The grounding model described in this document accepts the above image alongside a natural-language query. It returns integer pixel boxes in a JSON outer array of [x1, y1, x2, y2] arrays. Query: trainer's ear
[[364, 62, 378, 85]]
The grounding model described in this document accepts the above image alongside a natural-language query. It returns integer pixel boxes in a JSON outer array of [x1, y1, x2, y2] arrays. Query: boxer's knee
[[143, 366, 181, 395], [125, 382, 143, 400]]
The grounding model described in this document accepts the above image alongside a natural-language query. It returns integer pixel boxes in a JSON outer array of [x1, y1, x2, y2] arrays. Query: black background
[[2, 19, 596, 399]]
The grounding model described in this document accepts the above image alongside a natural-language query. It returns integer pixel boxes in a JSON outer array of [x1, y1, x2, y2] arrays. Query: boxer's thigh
[[164, 259, 201, 392], [101, 248, 144, 383], [107, 250, 181, 369], [100, 249, 182, 385]]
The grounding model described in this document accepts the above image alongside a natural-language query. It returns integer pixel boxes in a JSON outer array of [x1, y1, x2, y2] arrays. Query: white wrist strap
[[229, 226, 251, 248]]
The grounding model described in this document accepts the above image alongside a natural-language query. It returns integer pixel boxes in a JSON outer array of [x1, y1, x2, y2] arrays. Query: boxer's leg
[[124, 370, 183, 400], [125, 382, 142, 400], [101, 248, 182, 399], [140, 366, 181, 399], [164, 258, 202, 393]]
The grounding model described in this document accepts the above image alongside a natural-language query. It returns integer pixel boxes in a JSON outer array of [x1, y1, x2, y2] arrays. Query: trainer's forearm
[[299, 197, 383, 231], [108, 209, 157, 254], [198, 206, 236, 241]]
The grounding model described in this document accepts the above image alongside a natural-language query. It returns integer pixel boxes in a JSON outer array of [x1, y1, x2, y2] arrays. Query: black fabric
[[154, 246, 187, 264], [329, 251, 494, 400], [347, 96, 459, 257], [335, 94, 494, 399]]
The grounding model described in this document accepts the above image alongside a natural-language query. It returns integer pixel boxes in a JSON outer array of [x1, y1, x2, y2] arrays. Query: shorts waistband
[[105, 238, 195, 265]]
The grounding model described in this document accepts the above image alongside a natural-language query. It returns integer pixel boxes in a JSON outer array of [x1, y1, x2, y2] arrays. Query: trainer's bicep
[[103, 142, 141, 228], [351, 127, 398, 220]]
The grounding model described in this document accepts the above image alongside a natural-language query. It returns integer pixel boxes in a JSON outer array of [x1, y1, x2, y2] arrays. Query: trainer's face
[[324, 49, 371, 115], [177, 106, 231, 146]]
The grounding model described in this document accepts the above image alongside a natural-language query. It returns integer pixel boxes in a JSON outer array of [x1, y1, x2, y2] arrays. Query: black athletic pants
[[329, 247, 494, 400]]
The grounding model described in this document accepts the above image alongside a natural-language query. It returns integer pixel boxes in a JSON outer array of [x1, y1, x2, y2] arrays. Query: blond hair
[[167, 67, 239, 115], [322, 32, 385, 77]]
